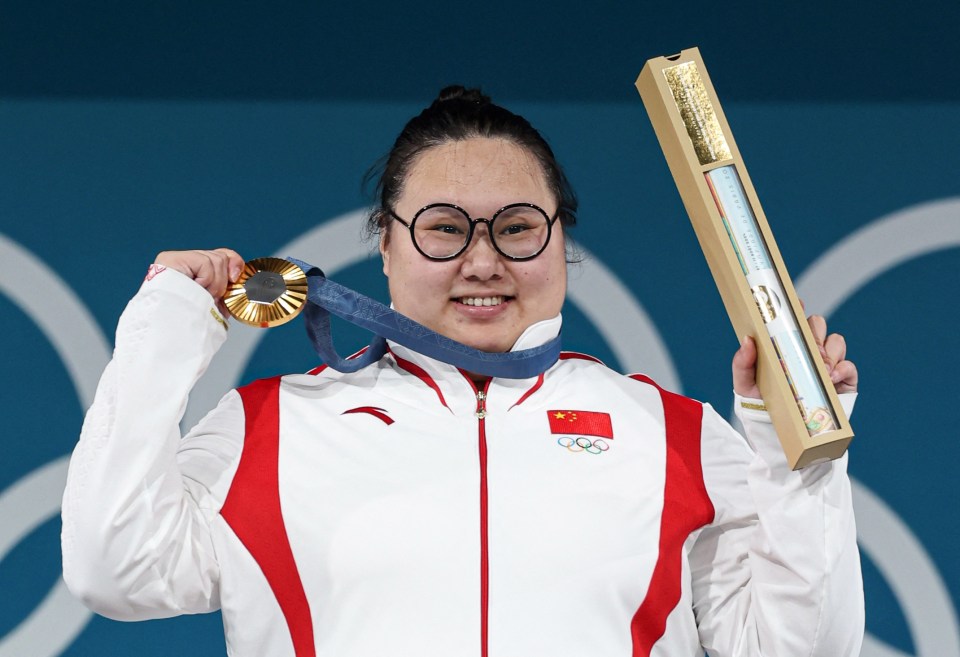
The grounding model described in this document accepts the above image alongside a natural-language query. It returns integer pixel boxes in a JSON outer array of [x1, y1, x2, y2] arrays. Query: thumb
[[732, 335, 760, 397]]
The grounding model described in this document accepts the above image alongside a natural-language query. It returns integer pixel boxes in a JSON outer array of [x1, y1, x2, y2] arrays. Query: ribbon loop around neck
[[289, 257, 560, 379]]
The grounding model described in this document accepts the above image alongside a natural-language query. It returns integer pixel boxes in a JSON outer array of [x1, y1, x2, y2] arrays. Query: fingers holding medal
[[153, 250, 306, 328], [155, 248, 245, 317]]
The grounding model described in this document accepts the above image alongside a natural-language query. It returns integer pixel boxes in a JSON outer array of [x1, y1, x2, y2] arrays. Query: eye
[[415, 207, 470, 236], [499, 222, 531, 236], [430, 223, 467, 235], [494, 208, 543, 238]]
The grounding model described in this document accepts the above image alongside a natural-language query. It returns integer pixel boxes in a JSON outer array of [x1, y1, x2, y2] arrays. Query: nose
[[460, 222, 503, 279]]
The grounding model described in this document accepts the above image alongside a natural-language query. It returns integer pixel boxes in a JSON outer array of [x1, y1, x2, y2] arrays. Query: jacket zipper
[[475, 384, 490, 657]]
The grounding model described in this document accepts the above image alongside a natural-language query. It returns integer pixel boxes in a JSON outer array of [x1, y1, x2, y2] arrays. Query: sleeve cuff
[[734, 391, 858, 424], [138, 264, 230, 334]]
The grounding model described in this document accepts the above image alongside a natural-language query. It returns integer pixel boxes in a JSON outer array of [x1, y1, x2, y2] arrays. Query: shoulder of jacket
[[626, 372, 696, 397]]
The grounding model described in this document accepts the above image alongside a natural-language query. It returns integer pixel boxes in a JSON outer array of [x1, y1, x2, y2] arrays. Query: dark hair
[[364, 85, 578, 239]]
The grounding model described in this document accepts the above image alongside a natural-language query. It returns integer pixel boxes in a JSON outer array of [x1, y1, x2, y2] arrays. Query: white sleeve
[[690, 394, 863, 656], [61, 267, 245, 621]]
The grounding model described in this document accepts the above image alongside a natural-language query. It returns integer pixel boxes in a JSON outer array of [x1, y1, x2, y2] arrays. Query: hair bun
[[434, 85, 490, 106]]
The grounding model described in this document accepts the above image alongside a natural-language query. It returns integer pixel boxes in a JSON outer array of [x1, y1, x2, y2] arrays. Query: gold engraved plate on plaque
[[662, 61, 731, 166], [224, 257, 308, 328]]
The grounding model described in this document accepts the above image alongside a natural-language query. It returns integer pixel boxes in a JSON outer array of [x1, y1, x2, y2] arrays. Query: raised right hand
[[155, 249, 245, 312]]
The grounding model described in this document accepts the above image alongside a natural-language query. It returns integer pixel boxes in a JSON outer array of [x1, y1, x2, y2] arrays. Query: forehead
[[400, 138, 551, 209]]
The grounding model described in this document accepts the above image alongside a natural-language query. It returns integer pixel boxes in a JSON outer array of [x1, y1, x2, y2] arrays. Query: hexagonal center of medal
[[244, 270, 286, 304]]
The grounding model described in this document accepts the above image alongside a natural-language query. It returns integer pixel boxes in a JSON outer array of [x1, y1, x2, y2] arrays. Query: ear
[[379, 228, 391, 277]]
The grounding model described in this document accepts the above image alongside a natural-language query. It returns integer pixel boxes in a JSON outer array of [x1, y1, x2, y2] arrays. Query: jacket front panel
[[218, 349, 705, 656]]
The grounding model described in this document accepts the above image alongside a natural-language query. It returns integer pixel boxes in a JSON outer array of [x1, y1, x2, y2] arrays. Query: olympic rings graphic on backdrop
[[4, 196, 960, 656], [557, 436, 610, 454], [0, 234, 109, 657]]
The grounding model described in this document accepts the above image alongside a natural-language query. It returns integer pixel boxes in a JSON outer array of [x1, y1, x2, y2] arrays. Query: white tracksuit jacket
[[61, 267, 864, 657]]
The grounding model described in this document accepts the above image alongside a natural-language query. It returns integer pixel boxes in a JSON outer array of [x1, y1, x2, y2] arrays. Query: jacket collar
[[386, 314, 562, 414]]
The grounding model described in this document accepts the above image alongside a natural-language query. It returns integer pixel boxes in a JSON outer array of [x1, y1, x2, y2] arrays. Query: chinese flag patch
[[547, 410, 613, 439]]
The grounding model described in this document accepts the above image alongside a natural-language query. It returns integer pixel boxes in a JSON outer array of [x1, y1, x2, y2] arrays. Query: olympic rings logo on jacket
[[557, 436, 610, 455]]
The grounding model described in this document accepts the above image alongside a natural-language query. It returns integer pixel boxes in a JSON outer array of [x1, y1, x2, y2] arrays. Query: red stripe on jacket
[[221, 377, 316, 657], [390, 349, 450, 410], [628, 374, 716, 656]]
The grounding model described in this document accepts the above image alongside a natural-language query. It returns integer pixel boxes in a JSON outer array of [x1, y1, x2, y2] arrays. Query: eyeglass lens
[[413, 205, 550, 259]]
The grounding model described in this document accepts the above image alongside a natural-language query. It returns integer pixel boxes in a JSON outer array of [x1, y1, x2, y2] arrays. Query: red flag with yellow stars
[[547, 410, 613, 439]]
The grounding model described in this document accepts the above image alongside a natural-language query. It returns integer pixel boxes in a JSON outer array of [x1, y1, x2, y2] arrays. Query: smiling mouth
[[457, 296, 509, 307]]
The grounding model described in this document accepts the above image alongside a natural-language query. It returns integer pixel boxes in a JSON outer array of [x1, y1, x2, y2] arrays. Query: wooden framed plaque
[[635, 47, 853, 469]]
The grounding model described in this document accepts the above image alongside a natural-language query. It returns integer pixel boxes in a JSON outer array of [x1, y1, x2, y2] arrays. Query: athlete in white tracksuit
[[62, 267, 864, 657]]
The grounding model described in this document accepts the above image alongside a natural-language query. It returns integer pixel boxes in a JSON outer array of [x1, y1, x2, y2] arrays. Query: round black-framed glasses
[[387, 202, 560, 262]]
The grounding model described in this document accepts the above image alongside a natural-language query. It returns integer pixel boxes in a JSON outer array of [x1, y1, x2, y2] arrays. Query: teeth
[[460, 296, 504, 307]]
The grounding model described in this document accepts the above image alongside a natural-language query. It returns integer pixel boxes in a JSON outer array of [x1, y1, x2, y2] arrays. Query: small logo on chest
[[547, 410, 613, 454], [341, 406, 394, 425]]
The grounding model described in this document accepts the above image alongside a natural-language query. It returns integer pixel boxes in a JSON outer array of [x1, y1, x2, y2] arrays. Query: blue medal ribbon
[[289, 258, 561, 379]]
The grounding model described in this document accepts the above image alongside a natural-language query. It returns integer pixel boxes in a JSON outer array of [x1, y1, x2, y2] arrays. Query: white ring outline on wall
[[0, 234, 107, 657], [794, 197, 960, 657], [0, 457, 82, 657], [0, 234, 111, 409], [854, 483, 959, 657]]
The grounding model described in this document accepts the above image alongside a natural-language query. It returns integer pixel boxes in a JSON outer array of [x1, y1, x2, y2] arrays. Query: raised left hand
[[732, 315, 858, 398]]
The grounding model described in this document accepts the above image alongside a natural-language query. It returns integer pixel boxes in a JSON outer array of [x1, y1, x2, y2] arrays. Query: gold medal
[[224, 257, 308, 328]]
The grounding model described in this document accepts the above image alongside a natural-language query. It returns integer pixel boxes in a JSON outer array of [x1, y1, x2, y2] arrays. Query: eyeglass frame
[[386, 202, 561, 262]]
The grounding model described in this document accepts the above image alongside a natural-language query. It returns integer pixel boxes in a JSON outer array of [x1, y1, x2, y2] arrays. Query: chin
[[454, 335, 512, 353], [475, 343, 511, 354]]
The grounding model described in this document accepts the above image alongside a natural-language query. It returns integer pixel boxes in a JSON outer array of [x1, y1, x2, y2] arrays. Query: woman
[[62, 87, 863, 656]]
